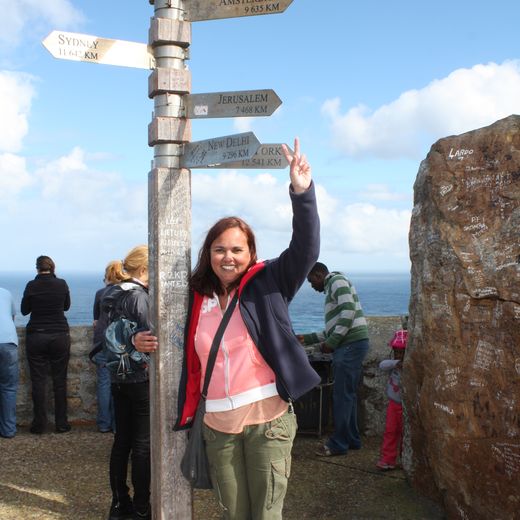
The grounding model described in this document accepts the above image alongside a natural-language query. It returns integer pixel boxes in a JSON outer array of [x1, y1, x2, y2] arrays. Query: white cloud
[[0, 71, 35, 153], [322, 61, 520, 159], [1, 147, 410, 271], [0, 71, 34, 208], [358, 184, 410, 202], [191, 172, 409, 266], [192, 171, 291, 253], [0, 0, 84, 47], [0, 147, 147, 270], [36, 146, 88, 198], [0, 153, 32, 202], [233, 117, 254, 133], [30, 147, 147, 221], [334, 203, 411, 255]]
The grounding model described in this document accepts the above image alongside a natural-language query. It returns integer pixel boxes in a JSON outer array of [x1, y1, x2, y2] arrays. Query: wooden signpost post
[[43, 0, 296, 517]]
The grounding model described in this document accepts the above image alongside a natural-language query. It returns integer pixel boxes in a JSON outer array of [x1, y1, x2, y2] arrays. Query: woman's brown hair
[[190, 217, 257, 296], [36, 255, 55, 274]]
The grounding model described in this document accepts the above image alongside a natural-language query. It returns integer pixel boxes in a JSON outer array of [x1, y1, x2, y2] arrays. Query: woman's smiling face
[[210, 227, 252, 290]]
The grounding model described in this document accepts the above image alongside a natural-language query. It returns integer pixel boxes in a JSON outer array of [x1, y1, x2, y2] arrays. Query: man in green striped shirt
[[300, 262, 370, 457]]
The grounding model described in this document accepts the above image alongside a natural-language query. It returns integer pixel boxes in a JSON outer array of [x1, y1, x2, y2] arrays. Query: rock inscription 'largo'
[[404, 115, 520, 520]]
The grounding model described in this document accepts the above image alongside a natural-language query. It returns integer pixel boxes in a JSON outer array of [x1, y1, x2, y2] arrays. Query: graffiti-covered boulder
[[404, 115, 520, 520]]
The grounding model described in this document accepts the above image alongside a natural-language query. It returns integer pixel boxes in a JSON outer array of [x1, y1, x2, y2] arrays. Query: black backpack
[[103, 287, 149, 379]]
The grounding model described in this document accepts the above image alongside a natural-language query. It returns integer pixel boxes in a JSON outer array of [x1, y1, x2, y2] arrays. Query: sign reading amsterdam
[[181, 132, 261, 168], [200, 144, 290, 169], [185, 89, 281, 119], [42, 31, 155, 69], [186, 0, 293, 21]]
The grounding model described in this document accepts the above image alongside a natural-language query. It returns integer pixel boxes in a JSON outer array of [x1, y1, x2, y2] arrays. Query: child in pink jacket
[[376, 318, 408, 470]]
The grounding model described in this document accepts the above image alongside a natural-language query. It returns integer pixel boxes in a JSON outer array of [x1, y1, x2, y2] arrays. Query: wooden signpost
[[146, 0, 295, 505], [43, 0, 296, 518]]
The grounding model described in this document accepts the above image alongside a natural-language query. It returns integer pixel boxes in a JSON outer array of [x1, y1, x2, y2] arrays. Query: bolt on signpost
[[43, 0, 294, 517]]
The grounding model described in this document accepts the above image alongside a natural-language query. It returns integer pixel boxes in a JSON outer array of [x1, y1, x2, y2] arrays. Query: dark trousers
[[26, 331, 71, 429], [110, 381, 150, 510]]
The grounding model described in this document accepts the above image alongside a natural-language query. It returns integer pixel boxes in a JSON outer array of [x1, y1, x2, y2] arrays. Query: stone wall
[[15, 317, 402, 433]]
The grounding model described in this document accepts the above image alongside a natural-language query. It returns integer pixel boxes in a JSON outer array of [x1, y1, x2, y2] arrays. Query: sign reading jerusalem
[[42, 31, 155, 69], [186, 0, 294, 21], [185, 89, 281, 119]]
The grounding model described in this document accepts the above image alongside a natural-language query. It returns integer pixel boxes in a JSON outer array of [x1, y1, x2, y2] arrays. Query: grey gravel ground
[[0, 424, 445, 519]]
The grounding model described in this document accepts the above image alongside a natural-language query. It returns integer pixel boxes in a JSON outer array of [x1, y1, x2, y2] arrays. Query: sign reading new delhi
[[181, 132, 261, 168]]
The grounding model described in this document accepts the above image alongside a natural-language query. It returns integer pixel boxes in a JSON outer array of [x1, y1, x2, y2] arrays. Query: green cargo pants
[[203, 408, 297, 520]]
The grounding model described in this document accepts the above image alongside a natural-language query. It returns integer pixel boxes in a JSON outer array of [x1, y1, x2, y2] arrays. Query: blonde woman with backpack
[[101, 245, 156, 520]]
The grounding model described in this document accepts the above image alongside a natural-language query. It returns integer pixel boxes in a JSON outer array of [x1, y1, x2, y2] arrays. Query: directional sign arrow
[[181, 132, 261, 168], [186, 0, 294, 22], [199, 144, 291, 169], [42, 31, 155, 69], [185, 89, 282, 119]]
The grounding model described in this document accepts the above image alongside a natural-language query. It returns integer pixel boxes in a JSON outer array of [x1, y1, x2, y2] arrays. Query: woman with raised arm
[[136, 137, 320, 520]]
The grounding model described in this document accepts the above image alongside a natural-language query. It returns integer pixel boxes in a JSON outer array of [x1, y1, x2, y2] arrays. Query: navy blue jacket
[[175, 182, 321, 429]]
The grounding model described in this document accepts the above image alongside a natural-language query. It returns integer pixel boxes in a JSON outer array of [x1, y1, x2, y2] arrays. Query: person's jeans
[[109, 381, 150, 511], [0, 343, 19, 438], [327, 338, 369, 454], [92, 350, 115, 432], [25, 332, 71, 430]]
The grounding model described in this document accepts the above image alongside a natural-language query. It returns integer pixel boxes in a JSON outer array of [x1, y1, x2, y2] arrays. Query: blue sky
[[1, 0, 519, 273]]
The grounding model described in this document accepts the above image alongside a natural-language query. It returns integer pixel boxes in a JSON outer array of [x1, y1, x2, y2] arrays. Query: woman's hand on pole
[[282, 137, 312, 194], [133, 330, 158, 353]]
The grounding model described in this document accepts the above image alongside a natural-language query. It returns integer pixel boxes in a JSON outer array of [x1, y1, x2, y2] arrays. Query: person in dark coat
[[21, 255, 71, 434], [102, 246, 152, 520], [90, 260, 125, 433]]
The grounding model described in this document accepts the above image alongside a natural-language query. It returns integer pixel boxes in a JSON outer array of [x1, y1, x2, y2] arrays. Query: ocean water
[[0, 271, 410, 331], [289, 272, 410, 333]]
